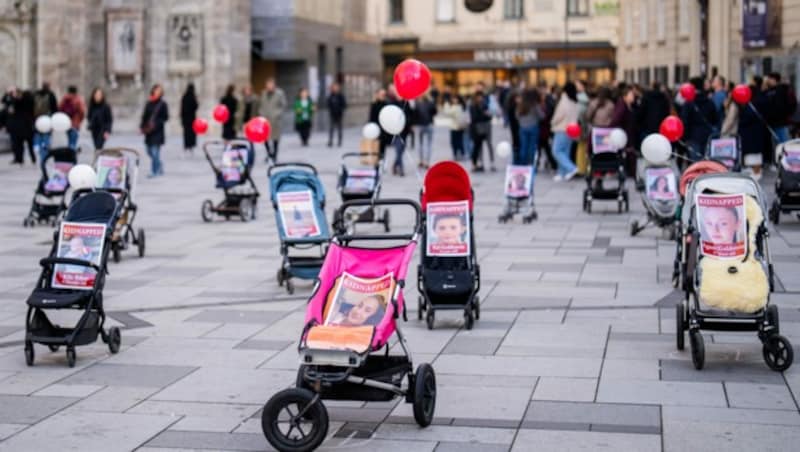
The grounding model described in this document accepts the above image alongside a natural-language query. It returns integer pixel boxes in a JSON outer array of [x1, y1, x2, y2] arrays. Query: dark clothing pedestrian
[[469, 101, 492, 170], [637, 89, 671, 137], [368, 99, 390, 160], [87, 101, 113, 150], [610, 99, 638, 176], [6, 91, 36, 164], [327, 92, 347, 147], [505, 90, 520, 159], [738, 88, 770, 162], [220, 94, 238, 141], [680, 93, 719, 161], [539, 94, 557, 171], [140, 95, 169, 176], [33, 87, 58, 118], [180, 87, 199, 150]]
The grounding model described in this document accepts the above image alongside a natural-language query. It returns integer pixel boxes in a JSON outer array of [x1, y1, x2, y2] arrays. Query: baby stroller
[[582, 128, 629, 214], [93, 148, 145, 262], [333, 152, 390, 233], [24, 189, 124, 367], [498, 165, 537, 223], [768, 138, 800, 224], [706, 136, 742, 172], [201, 139, 260, 222], [630, 160, 680, 238], [23, 147, 76, 227], [261, 199, 435, 452], [268, 163, 330, 295], [417, 161, 481, 329], [676, 173, 791, 371]]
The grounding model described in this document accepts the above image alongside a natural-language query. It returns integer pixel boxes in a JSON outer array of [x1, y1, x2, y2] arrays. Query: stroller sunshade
[[65, 192, 118, 224], [422, 161, 473, 209]]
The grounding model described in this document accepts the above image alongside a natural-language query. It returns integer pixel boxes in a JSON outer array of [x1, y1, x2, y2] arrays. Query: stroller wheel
[[261, 388, 328, 452], [382, 209, 391, 233], [239, 198, 254, 222], [48, 344, 60, 353], [112, 244, 121, 263], [630, 220, 639, 237], [66, 347, 76, 368], [24, 341, 34, 366], [286, 280, 295, 295], [23, 217, 32, 228], [474, 296, 480, 320], [277, 268, 284, 287], [412, 363, 436, 427], [763, 335, 793, 372], [676, 302, 685, 351], [417, 297, 424, 320], [137, 229, 146, 258], [426, 310, 435, 330], [769, 201, 780, 225], [689, 330, 704, 370], [464, 311, 474, 330], [108, 327, 122, 354], [201, 200, 214, 222]]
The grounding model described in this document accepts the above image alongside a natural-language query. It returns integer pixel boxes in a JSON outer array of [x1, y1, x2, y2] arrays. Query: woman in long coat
[[180, 83, 198, 153], [140, 84, 169, 177], [258, 78, 287, 162]]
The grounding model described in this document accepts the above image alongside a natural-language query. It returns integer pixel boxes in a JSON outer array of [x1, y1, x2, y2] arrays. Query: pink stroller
[[261, 199, 436, 452]]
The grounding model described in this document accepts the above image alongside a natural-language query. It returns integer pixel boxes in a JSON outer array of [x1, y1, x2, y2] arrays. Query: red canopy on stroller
[[421, 161, 473, 210], [679, 161, 728, 197]]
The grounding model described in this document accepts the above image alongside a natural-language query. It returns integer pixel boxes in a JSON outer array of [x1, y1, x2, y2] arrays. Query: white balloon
[[51, 112, 71, 132], [68, 164, 97, 191], [496, 141, 512, 158], [378, 105, 406, 135], [362, 122, 381, 140], [641, 133, 672, 165], [35, 115, 52, 134], [609, 128, 628, 150]]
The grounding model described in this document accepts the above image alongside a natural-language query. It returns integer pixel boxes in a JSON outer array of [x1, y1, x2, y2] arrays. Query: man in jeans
[[414, 94, 437, 168], [59, 86, 85, 151], [326, 83, 347, 147]]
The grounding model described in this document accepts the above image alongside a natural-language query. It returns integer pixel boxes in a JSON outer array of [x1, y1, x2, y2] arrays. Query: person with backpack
[[59, 86, 86, 151], [87, 88, 113, 150], [33, 82, 58, 163], [140, 84, 169, 177]]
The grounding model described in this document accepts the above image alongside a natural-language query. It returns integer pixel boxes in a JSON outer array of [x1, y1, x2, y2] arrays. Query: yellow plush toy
[[698, 196, 769, 313]]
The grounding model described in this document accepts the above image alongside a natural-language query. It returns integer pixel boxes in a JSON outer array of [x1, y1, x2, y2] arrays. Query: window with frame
[[504, 0, 524, 19], [654, 66, 669, 85], [389, 0, 404, 24], [655, 0, 665, 41], [638, 67, 651, 86], [678, 0, 690, 36], [674, 64, 689, 85], [436, 0, 455, 22], [567, 0, 590, 16], [639, 1, 648, 44]]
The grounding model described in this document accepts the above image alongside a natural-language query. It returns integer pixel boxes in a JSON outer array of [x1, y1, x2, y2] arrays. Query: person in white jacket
[[441, 92, 467, 160], [549, 82, 580, 181]]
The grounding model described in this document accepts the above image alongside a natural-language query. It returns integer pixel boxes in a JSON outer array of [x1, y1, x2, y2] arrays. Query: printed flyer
[[645, 167, 677, 201], [44, 162, 73, 192], [324, 272, 393, 328], [277, 190, 321, 239], [782, 143, 800, 172], [504, 165, 533, 198], [696, 193, 747, 259], [52, 222, 106, 290], [426, 200, 470, 256], [96, 156, 127, 189], [709, 138, 737, 168], [344, 168, 377, 193], [591, 127, 615, 154], [221, 149, 247, 182]]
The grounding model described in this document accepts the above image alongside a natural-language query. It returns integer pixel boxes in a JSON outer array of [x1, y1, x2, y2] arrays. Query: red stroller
[[261, 199, 436, 452]]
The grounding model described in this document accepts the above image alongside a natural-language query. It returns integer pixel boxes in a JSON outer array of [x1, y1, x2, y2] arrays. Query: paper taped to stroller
[[696, 193, 747, 259]]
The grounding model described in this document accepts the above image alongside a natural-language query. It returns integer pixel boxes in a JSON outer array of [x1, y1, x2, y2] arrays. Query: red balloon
[[212, 104, 230, 123], [679, 83, 697, 102], [659, 116, 684, 143], [393, 59, 432, 100], [192, 118, 208, 135], [565, 123, 581, 139], [244, 117, 271, 143], [732, 84, 752, 105]]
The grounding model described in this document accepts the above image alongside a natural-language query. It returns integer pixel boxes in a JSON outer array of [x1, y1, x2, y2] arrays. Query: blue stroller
[[268, 163, 330, 294], [201, 140, 260, 222]]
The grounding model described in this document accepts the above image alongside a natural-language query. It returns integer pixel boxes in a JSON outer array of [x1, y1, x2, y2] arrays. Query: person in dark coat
[[140, 84, 169, 177], [680, 77, 719, 162], [610, 86, 639, 177], [505, 85, 521, 162], [220, 84, 238, 141], [469, 91, 493, 172], [180, 83, 198, 153], [5, 88, 36, 165], [637, 82, 671, 138], [368, 88, 389, 160], [87, 88, 113, 150], [738, 82, 770, 180], [326, 83, 347, 147]]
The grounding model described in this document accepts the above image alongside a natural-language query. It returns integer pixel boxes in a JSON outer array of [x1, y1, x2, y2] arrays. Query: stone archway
[[0, 27, 18, 89]]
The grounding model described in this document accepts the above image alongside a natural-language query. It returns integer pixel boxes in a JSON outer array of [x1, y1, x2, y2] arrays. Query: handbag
[[473, 121, 490, 137], [141, 101, 163, 135]]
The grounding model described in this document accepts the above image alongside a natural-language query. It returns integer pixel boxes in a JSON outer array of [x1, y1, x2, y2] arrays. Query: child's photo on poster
[[645, 168, 677, 200], [504, 165, 532, 198], [426, 201, 470, 256]]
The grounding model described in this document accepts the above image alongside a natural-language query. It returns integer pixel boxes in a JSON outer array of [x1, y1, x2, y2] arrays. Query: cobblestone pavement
[[0, 126, 798, 451]]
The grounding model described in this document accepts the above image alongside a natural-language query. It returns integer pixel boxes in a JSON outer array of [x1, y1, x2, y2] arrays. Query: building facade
[[618, 0, 800, 91], [367, 0, 620, 93]]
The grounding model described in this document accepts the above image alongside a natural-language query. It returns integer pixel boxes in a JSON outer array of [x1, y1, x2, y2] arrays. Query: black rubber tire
[[689, 330, 704, 370], [261, 388, 328, 452], [464, 311, 474, 330], [618, 201, 623, 214], [286, 280, 295, 295], [766, 304, 780, 335], [112, 244, 121, 263], [763, 335, 793, 372], [108, 327, 121, 354], [676, 303, 685, 351], [201, 200, 214, 223], [412, 363, 436, 427], [587, 200, 592, 214], [66, 347, 76, 368], [630, 220, 639, 237], [277, 268, 284, 287], [24, 342, 34, 366], [48, 344, 59, 353], [383, 209, 391, 233], [295, 365, 310, 390], [770, 201, 780, 225], [474, 296, 480, 320], [426, 310, 435, 330], [239, 198, 253, 222], [137, 229, 146, 258], [417, 297, 424, 320]]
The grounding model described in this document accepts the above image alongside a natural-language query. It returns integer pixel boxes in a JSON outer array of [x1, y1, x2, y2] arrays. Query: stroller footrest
[[302, 325, 375, 364]]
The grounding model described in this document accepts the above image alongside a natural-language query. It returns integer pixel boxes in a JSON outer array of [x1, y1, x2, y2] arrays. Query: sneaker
[[553, 174, 564, 182], [564, 169, 578, 181]]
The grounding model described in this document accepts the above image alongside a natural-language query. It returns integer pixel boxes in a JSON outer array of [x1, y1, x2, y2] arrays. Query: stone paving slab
[[511, 429, 661, 452]]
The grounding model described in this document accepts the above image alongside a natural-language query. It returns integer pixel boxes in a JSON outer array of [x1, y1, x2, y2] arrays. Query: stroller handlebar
[[267, 162, 318, 178], [40, 257, 101, 272], [334, 199, 421, 241]]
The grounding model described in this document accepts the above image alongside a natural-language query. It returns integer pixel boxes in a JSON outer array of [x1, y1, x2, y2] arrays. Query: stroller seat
[[65, 192, 118, 224], [27, 289, 92, 309]]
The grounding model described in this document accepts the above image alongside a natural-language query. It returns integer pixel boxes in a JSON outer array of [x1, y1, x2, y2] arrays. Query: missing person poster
[[591, 127, 615, 154], [344, 168, 377, 194], [277, 190, 321, 239], [505, 165, 533, 198], [696, 193, 747, 259], [44, 162, 73, 192], [781, 143, 800, 172], [324, 272, 393, 328], [96, 156, 127, 189], [709, 138, 737, 168], [426, 200, 470, 257], [645, 167, 677, 201], [52, 222, 106, 290], [221, 149, 247, 182]]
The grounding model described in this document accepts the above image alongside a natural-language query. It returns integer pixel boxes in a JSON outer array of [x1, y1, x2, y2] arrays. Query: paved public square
[[0, 126, 799, 452]]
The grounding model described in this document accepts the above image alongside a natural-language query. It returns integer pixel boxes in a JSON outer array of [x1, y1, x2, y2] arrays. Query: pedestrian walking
[[764, 72, 797, 146], [469, 91, 492, 172], [32, 82, 58, 162], [610, 86, 640, 177], [220, 84, 238, 141], [368, 88, 390, 161], [679, 77, 718, 162], [326, 83, 347, 147], [711, 75, 728, 128], [140, 84, 169, 177], [441, 92, 466, 161], [516, 88, 543, 167], [504, 84, 521, 161], [59, 86, 86, 151], [294, 87, 314, 146], [259, 78, 287, 162], [5, 87, 36, 165], [387, 84, 412, 176], [414, 93, 437, 168], [549, 82, 580, 181], [538, 84, 558, 172], [738, 79, 769, 180], [87, 88, 113, 150], [240, 84, 259, 127], [180, 83, 199, 153], [720, 87, 739, 138], [636, 82, 670, 138]]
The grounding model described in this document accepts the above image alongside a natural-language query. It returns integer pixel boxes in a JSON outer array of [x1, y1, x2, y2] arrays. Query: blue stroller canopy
[[270, 169, 329, 243]]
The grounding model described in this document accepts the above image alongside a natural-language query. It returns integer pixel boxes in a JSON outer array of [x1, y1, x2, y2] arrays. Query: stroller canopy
[[421, 161, 473, 210], [270, 166, 329, 242], [65, 192, 119, 225], [679, 161, 728, 197]]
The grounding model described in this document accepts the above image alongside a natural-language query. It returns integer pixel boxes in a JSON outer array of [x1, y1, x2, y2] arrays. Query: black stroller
[[24, 190, 123, 367], [706, 136, 742, 172], [769, 138, 800, 224], [417, 162, 480, 329], [582, 128, 629, 214], [201, 139, 260, 222], [333, 152, 390, 233], [630, 161, 680, 238], [23, 147, 76, 227]]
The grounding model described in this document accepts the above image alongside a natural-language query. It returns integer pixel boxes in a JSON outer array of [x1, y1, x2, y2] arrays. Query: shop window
[[389, 0, 404, 24], [436, 0, 455, 22], [638, 68, 651, 86], [567, 0, 589, 16], [504, 0, 524, 19], [654, 66, 669, 85], [674, 64, 690, 85]]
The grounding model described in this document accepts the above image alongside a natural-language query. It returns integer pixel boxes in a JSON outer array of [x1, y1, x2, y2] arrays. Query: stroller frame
[[582, 149, 630, 214], [23, 147, 76, 228], [769, 138, 800, 224], [630, 162, 680, 239], [262, 199, 436, 452], [201, 139, 260, 223], [334, 152, 390, 233], [705, 135, 743, 172], [24, 190, 124, 368], [675, 174, 792, 371]]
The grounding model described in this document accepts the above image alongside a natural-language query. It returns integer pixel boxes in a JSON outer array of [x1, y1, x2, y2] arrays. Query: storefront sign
[[473, 49, 537, 64]]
